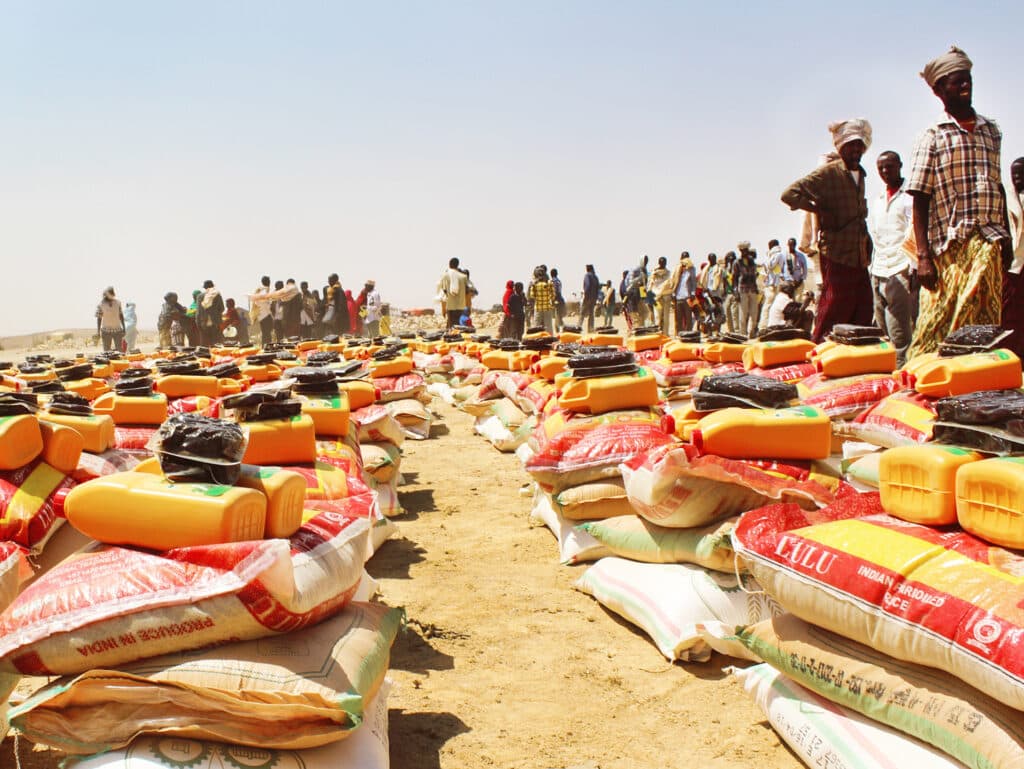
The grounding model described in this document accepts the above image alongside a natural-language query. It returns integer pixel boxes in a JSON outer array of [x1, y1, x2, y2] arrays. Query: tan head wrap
[[828, 118, 872, 151], [921, 46, 972, 88]]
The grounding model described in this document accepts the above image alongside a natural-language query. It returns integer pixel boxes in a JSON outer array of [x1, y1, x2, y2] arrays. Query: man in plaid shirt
[[528, 265, 556, 334], [906, 46, 1012, 357]]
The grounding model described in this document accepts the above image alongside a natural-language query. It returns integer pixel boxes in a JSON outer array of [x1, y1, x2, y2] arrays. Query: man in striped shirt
[[906, 46, 1012, 357]]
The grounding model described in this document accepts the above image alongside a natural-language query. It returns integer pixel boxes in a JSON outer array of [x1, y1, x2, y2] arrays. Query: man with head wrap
[[781, 119, 874, 341], [906, 46, 1012, 357]]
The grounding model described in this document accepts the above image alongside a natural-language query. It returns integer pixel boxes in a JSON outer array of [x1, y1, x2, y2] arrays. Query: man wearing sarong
[[1000, 158, 1024, 357], [906, 46, 1012, 358], [781, 119, 874, 342]]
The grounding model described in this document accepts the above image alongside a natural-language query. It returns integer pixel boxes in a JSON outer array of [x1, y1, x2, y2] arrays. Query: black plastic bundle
[[631, 325, 662, 336], [289, 367, 340, 396], [676, 330, 702, 343], [938, 325, 1013, 357], [561, 325, 582, 334], [829, 324, 886, 345], [452, 325, 474, 334], [397, 332, 416, 340], [153, 413, 246, 485], [0, 361, 12, 370], [372, 344, 405, 361], [0, 393, 38, 416], [494, 339, 522, 351], [706, 332, 748, 344], [221, 387, 303, 421], [419, 330, 445, 342], [756, 325, 810, 342], [321, 334, 341, 344], [693, 372, 798, 410], [554, 343, 589, 357], [18, 363, 49, 375], [56, 363, 94, 382], [306, 350, 341, 366], [244, 352, 278, 366], [471, 334, 493, 343], [45, 391, 92, 416], [442, 332, 464, 343], [275, 350, 299, 361], [156, 359, 203, 376], [594, 325, 618, 334], [31, 380, 65, 394], [26, 354, 53, 364], [521, 336, 558, 352], [566, 349, 638, 379], [934, 390, 1024, 436], [114, 368, 155, 397], [205, 361, 242, 379]]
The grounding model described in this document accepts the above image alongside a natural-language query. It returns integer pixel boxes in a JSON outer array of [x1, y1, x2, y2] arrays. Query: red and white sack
[[836, 388, 937, 447], [10, 601, 401, 755], [0, 513, 370, 675], [495, 371, 536, 403], [621, 443, 836, 528], [0, 460, 75, 552], [733, 490, 1024, 711], [373, 372, 426, 403], [574, 557, 779, 661], [112, 425, 159, 452], [515, 379, 557, 415], [351, 404, 405, 447], [796, 372, 901, 420], [648, 358, 704, 388], [165, 395, 221, 418], [526, 408, 676, 493]]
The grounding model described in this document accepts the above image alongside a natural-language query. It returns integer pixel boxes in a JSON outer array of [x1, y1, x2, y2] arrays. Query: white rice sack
[[385, 398, 432, 440], [530, 490, 610, 565], [574, 557, 780, 661], [735, 664, 967, 769]]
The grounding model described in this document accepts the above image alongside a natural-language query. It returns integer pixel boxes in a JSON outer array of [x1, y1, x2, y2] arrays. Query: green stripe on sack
[[737, 630, 993, 769]]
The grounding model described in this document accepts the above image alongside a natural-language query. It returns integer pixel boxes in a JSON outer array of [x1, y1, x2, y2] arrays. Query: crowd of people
[[486, 46, 1024, 365], [93, 48, 1023, 365], [94, 275, 386, 352]]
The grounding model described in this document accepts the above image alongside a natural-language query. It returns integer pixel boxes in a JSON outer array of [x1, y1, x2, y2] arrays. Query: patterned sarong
[[907, 233, 1002, 358], [811, 256, 873, 343]]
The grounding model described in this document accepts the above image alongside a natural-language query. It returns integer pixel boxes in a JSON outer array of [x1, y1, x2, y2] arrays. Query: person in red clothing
[[345, 290, 359, 334], [499, 280, 514, 338]]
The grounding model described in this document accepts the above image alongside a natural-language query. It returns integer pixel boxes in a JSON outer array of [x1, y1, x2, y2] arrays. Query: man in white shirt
[[868, 150, 917, 366], [363, 280, 383, 337], [438, 257, 469, 329], [250, 275, 274, 345], [758, 239, 788, 328]]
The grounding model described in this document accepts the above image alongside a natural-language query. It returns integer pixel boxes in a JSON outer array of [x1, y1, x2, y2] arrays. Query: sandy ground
[[1, 332, 802, 769]]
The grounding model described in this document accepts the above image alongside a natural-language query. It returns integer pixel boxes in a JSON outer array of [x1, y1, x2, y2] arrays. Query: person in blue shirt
[[787, 237, 809, 296]]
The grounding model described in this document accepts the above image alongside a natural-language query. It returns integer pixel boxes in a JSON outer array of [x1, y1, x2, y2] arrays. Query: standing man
[[781, 119, 874, 342], [363, 280, 382, 337], [648, 256, 673, 334], [437, 257, 469, 329], [528, 266, 556, 333], [198, 279, 224, 347], [1003, 158, 1024, 357], [323, 273, 349, 337], [758, 240, 788, 328], [906, 46, 1011, 357], [735, 245, 761, 337], [550, 268, 565, 332], [95, 286, 125, 351], [722, 251, 739, 333], [868, 150, 917, 366], [580, 264, 600, 333], [251, 275, 274, 345], [669, 251, 696, 334], [786, 238, 808, 297]]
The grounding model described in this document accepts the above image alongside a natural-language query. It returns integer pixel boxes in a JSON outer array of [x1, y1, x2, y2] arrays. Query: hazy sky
[[3, 1, 1023, 335]]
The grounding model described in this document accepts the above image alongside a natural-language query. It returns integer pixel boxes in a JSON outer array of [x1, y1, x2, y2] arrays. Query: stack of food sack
[[798, 324, 901, 422], [842, 325, 1022, 449], [0, 403, 401, 766]]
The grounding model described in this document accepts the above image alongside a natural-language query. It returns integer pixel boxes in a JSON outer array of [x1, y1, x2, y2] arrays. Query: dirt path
[[0, 390, 802, 769], [373, 399, 800, 769]]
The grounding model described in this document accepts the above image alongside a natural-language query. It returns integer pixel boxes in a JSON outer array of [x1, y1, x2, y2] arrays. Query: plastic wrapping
[[45, 392, 91, 416], [0, 393, 38, 416], [828, 324, 886, 345], [566, 349, 638, 379], [938, 324, 1012, 356], [694, 371, 797, 409], [756, 325, 810, 341], [933, 389, 1024, 432], [152, 413, 246, 484]]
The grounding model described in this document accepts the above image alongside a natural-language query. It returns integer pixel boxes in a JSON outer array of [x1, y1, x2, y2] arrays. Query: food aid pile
[[440, 321, 1024, 769], [0, 333, 438, 767]]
